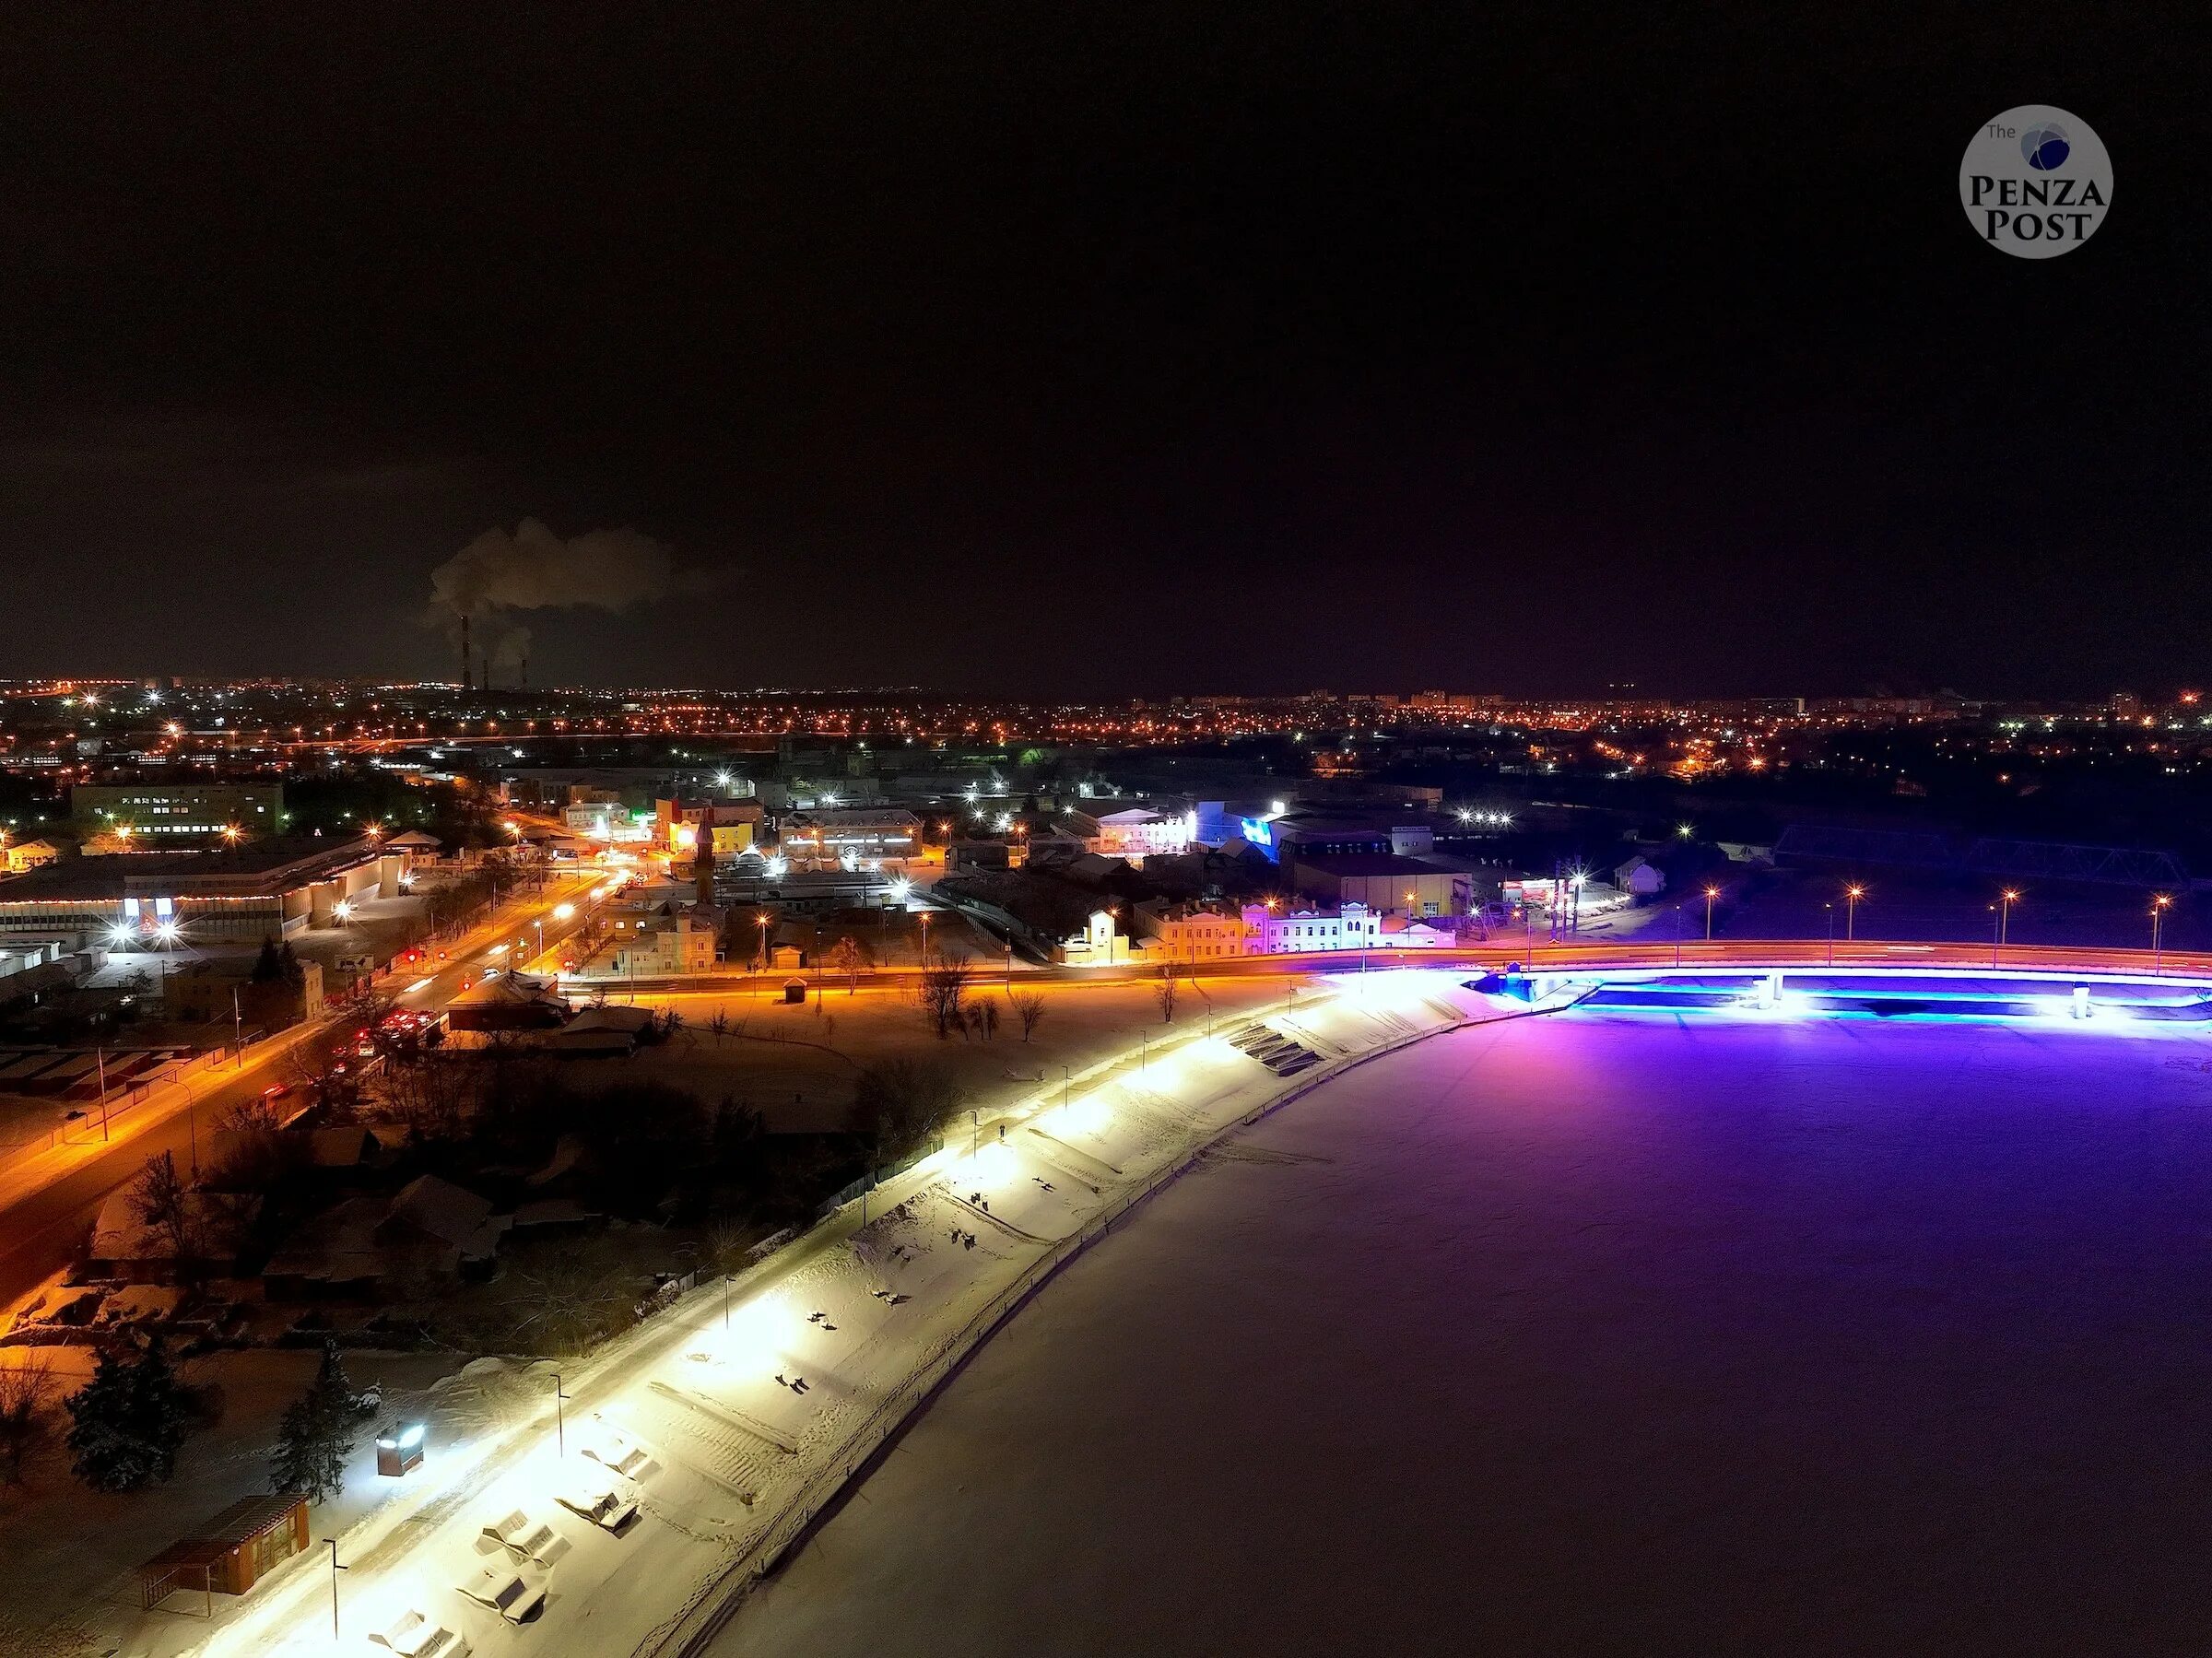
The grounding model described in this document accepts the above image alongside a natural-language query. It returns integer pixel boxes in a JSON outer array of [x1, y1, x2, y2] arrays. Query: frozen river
[[713, 1007, 2212, 1655]]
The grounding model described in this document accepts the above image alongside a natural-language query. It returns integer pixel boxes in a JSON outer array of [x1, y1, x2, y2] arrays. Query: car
[[482, 1508, 568, 1566], [578, 1425, 653, 1482], [368, 1607, 470, 1658], [455, 1564, 547, 1624], [555, 1480, 639, 1534]]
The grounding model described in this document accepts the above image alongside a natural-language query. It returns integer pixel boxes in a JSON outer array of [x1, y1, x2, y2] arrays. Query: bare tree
[[1009, 991, 1048, 1042], [128, 1152, 195, 1268], [829, 935, 863, 994], [1154, 973, 1181, 1024], [371, 1053, 483, 1143], [852, 1060, 967, 1170], [0, 1357, 55, 1487], [918, 955, 973, 1039], [506, 1245, 645, 1356]]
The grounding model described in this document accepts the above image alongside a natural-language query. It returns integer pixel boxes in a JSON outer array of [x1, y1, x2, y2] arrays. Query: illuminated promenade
[[120, 950, 2212, 1658]]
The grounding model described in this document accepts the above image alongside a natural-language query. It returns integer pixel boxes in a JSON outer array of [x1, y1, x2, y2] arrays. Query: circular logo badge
[[1960, 105, 2112, 258]]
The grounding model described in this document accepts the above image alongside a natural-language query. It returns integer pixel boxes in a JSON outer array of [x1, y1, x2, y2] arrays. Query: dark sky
[[2, 6, 2205, 698]]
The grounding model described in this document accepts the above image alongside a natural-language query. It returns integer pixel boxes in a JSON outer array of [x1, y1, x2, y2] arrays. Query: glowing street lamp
[[755, 911, 772, 973], [2152, 893, 2174, 975], [1703, 884, 1719, 941], [1844, 884, 1865, 942], [219, 823, 242, 845], [1995, 888, 2020, 964]]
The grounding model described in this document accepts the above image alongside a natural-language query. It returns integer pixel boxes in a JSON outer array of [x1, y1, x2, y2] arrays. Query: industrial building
[[72, 782, 283, 844], [0, 836, 403, 945]]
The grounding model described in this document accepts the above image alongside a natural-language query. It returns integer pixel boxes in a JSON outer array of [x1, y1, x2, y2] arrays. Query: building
[[1286, 853, 1471, 918], [595, 909, 720, 977], [73, 782, 282, 846], [1614, 854, 1667, 897], [0, 837, 400, 947], [1133, 901, 1249, 961], [1241, 901, 1383, 954], [564, 799, 653, 841], [1, 836, 61, 876], [446, 972, 571, 1030], [1091, 807, 1197, 859], [166, 956, 325, 1031], [778, 807, 923, 866], [654, 796, 765, 856], [138, 1495, 311, 1609]]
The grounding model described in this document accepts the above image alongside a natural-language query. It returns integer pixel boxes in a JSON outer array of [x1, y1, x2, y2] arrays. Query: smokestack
[[460, 614, 473, 692]]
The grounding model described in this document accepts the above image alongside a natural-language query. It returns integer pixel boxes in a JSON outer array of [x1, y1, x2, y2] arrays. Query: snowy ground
[[714, 1003, 2212, 1658], [95, 970, 1487, 1658]]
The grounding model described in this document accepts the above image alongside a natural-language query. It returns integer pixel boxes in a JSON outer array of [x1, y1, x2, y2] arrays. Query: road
[[585, 935, 2212, 996], [10, 918, 2206, 1310], [0, 857, 614, 1309]]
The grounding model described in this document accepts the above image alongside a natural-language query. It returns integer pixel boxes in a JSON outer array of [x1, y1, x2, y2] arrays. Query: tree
[[0, 1358, 55, 1487], [269, 1344, 358, 1502], [66, 1342, 188, 1491], [829, 935, 863, 994], [128, 1151, 195, 1269], [707, 1008, 730, 1046], [1010, 991, 1048, 1042], [918, 957, 973, 1039], [851, 1060, 966, 1170], [1154, 973, 1180, 1023]]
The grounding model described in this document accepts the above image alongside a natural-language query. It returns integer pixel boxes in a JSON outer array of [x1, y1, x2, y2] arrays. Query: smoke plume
[[428, 518, 688, 676]]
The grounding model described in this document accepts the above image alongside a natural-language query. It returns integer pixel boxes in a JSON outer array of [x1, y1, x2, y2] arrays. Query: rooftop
[[0, 837, 380, 900]]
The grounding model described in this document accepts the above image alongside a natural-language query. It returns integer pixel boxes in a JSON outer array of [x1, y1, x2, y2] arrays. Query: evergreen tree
[[269, 1344, 356, 1502], [66, 1342, 187, 1491], [250, 937, 285, 982]]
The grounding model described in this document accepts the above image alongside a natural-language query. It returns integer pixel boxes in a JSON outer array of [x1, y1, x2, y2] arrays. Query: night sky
[[3, 6, 2204, 698]]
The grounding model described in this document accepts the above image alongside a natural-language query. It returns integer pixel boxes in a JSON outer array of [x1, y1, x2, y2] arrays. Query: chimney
[[460, 614, 473, 692]]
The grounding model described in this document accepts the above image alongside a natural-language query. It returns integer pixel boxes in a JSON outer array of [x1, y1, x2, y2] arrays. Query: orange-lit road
[[0, 858, 611, 1308]]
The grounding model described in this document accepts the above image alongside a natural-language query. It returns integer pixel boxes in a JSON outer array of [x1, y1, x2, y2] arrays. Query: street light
[[1844, 884, 1865, 943], [1996, 888, 2020, 965], [550, 1371, 571, 1455], [755, 911, 772, 974], [2152, 893, 2173, 975], [324, 1539, 348, 1640], [1702, 884, 1719, 942]]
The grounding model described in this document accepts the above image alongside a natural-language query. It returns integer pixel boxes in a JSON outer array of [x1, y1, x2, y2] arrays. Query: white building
[[778, 808, 922, 867], [1239, 902, 1382, 955], [1092, 807, 1195, 860]]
